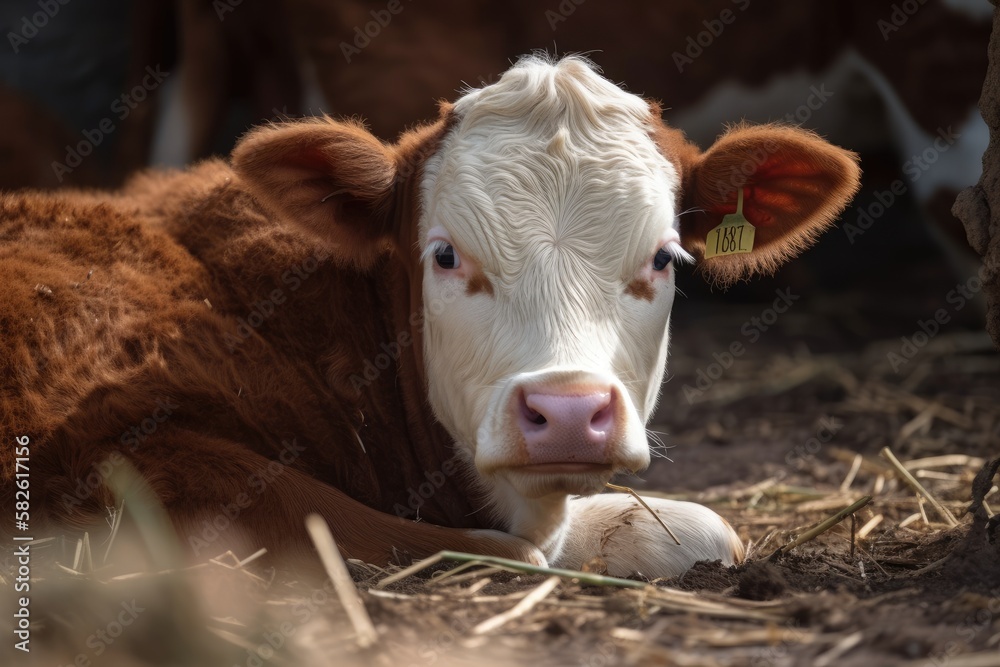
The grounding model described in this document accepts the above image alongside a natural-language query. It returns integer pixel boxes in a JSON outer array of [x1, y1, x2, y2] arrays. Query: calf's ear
[[231, 117, 398, 269], [670, 123, 861, 286]]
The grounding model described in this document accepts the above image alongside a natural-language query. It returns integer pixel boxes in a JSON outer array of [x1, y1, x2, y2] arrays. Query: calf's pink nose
[[516, 389, 616, 464]]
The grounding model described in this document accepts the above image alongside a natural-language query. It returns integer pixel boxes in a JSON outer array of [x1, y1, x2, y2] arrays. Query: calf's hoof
[[464, 529, 548, 567], [556, 494, 744, 578]]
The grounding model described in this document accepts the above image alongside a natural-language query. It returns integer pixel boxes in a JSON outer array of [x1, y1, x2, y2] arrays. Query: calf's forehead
[[419, 59, 682, 278]]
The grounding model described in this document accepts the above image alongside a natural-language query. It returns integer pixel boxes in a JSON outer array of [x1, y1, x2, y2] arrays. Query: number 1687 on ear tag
[[704, 188, 755, 259]]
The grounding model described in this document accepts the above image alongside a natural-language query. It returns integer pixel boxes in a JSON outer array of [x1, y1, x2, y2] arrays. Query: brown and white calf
[[0, 56, 859, 576]]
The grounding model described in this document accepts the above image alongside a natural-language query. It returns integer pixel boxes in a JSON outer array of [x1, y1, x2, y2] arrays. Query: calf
[[0, 56, 860, 576]]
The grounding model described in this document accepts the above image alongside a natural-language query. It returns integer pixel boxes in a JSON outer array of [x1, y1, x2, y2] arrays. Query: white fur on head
[[419, 55, 690, 560]]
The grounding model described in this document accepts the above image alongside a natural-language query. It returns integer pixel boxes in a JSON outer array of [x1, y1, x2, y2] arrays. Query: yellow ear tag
[[704, 188, 755, 259]]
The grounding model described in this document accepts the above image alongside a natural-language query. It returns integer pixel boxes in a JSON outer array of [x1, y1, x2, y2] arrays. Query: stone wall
[[954, 3, 1000, 348]]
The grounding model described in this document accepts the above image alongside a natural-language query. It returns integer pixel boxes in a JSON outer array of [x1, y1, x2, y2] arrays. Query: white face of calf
[[419, 59, 690, 518], [233, 54, 860, 556]]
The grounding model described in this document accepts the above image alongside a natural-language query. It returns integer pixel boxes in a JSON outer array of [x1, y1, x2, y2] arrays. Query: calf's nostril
[[519, 391, 548, 427], [590, 400, 613, 430], [520, 389, 614, 432]]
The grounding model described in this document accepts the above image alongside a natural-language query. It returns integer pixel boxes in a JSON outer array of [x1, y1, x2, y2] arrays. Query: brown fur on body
[[0, 153, 515, 565], [0, 77, 859, 567]]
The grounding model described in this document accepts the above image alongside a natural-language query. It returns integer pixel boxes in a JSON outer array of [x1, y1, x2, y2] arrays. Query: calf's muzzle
[[514, 384, 621, 467]]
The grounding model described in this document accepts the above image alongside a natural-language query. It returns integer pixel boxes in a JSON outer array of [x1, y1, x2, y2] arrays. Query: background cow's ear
[[678, 123, 861, 286], [231, 118, 397, 269]]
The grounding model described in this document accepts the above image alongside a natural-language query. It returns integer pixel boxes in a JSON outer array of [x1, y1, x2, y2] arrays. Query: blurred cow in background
[[0, 0, 988, 294]]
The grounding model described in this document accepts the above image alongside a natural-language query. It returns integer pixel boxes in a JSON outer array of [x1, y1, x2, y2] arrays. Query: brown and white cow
[[0, 56, 860, 576]]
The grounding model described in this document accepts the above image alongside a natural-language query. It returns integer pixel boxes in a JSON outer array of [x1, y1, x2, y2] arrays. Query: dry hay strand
[[880, 446, 960, 526], [7, 338, 996, 666], [375, 551, 646, 591], [305, 514, 378, 648], [768, 495, 872, 558], [605, 482, 682, 545]]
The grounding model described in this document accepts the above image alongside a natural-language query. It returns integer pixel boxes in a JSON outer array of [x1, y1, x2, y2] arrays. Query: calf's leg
[[172, 461, 547, 568], [554, 494, 744, 578], [31, 433, 545, 568]]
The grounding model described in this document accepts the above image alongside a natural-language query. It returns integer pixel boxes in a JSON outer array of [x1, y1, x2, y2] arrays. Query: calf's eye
[[434, 243, 460, 269], [652, 248, 672, 271]]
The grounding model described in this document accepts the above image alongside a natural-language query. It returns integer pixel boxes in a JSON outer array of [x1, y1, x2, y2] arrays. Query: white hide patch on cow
[[671, 48, 987, 201], [417, 55, 688, 554]]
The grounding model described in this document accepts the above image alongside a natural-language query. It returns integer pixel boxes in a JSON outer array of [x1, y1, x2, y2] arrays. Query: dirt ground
[[4, 279, 998, 667], [3, 141, 1000, 666]]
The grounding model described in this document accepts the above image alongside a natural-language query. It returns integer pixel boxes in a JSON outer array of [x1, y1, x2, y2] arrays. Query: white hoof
[[554, 494, 744, 578]]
